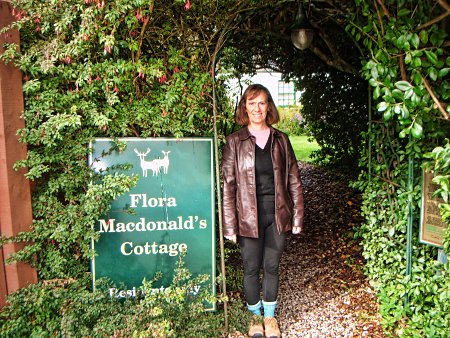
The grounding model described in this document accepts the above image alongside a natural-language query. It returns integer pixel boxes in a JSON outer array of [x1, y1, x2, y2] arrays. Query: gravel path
[[227, 162, 387, 337], [277, 162, 386, 337]]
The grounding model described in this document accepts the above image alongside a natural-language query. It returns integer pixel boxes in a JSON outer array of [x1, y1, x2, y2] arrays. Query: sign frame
[[89, 137, 216, 310], [419, 169, 448, 249]]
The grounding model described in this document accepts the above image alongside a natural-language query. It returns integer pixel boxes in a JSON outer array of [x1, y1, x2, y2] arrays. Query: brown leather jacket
[[222, 126, 304, 238]]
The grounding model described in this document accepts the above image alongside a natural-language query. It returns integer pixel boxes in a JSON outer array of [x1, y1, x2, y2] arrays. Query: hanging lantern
[[290, 3, 314, 50]]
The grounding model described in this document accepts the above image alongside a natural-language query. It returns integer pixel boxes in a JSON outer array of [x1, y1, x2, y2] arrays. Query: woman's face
[[245, 92, 269, 127]]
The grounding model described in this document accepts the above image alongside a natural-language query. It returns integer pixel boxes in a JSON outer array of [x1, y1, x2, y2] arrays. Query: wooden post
[[0, 0, 37, 307]]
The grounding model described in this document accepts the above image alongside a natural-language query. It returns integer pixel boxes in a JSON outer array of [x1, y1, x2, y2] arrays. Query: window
[[278, 81, 297, 107]]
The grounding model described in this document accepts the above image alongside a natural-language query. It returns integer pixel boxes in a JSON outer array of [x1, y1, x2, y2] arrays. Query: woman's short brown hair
[[235, 84, 280, 126]]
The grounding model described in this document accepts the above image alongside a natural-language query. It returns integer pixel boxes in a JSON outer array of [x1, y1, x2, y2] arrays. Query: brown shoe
[[264, 317, 281, 338], [248, 315, 264, 338]]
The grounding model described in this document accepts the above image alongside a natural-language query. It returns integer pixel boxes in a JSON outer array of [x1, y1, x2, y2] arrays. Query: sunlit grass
[[289, 135, 320, 162]]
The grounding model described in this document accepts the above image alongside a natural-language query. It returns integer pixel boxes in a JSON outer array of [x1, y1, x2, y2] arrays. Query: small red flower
[[173, 66, 179, 73], [184, 0, 191, 11], [158, 74, 167, 84], [135, 10, 142, 21]]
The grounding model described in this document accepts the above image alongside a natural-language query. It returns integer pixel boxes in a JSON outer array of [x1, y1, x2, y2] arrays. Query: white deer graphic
[[157, 150, 171, 174], [134, 148, 160, 177]]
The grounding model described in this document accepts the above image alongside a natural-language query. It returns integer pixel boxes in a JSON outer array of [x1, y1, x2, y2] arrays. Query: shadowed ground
[[277, 162, 386, 337]]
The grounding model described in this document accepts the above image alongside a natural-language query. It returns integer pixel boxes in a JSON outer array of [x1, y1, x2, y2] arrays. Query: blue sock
[[247, 300, 262, 316], [262, 300, 277, 318]]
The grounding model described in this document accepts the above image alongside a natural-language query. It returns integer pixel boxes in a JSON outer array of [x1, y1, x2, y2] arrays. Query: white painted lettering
[[129, 194, 142, 208], [121, 241, 133, 255], [128, 194, 177, 208], [99, 219, 115, 233]]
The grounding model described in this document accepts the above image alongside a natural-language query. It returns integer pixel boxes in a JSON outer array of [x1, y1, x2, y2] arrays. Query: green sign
[[89, 138, 216, 310]]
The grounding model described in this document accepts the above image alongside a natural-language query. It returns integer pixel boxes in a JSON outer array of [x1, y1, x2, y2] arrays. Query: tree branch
[[421, 74, 449, 120], [309, 21, 360, 75], [416, 11, 450, 31], [373, 0, 385, 35], [309, 44, 359, 75], [376, 0, 391, 18], [399, 54, 407, 81], [438, 0, 450, 12]]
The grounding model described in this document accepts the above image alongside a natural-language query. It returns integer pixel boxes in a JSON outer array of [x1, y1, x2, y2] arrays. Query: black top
[[255, 134, 275, 197]]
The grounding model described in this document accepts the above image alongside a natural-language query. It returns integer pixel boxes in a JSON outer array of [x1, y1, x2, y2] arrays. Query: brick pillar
[[0, 0, 37, 307]]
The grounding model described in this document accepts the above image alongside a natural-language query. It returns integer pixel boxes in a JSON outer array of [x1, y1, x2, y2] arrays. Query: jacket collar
[[238, 125, 280, 141]]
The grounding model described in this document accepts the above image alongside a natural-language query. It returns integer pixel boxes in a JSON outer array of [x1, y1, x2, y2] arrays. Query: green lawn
[[289, 135, 320, 162]]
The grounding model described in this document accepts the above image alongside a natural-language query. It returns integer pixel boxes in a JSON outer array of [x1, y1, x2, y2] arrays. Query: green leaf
[[401, 106, 410, 119], [377, 101, 389, 112], [405, 52, 412, 64], [411, 91, 421, 104], [438, 68, 450, 78], [399, 127, 410, 138], [425, 50, 438, 65], [411, 122, 423, 138], [397, 8, 411, 17], [413, 71, 422, 85], [371, 66, 379, 79], [395, 81, 412, 91], [428, 67, 438, 81], [397, 35, 409, 50], [383, 108, 393, 121], [392, 89, 404, 100], [419, 30, 428, 44], [411, 34, 420, 49], [373, 86, 381, 99], [404, 88, 414, 100]]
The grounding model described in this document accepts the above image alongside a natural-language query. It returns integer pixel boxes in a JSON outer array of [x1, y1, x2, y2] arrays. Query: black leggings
[[238, 196, 286, 305]]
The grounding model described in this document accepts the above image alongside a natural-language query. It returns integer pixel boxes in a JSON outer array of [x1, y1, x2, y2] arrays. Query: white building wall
[[226, 70, 300, 107]]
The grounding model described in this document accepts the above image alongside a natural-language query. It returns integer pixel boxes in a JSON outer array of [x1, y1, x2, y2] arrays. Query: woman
[[222, 84, 304, 338]]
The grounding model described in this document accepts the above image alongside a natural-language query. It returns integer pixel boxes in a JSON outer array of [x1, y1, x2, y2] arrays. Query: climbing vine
[[348, 0, 450, 336], [0, 0, 236, 279]]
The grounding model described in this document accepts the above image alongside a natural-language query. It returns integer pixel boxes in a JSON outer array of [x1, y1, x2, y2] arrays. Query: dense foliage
[[297, 69, 368, 171], [0, 256, 252, 337], [348, 0, 450, 336], [1, 0, 234, 279]]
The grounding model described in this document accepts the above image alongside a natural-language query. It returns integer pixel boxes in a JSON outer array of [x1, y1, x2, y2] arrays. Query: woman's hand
[[224, 235, 237, 243], [292, 226, 303, 235]]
